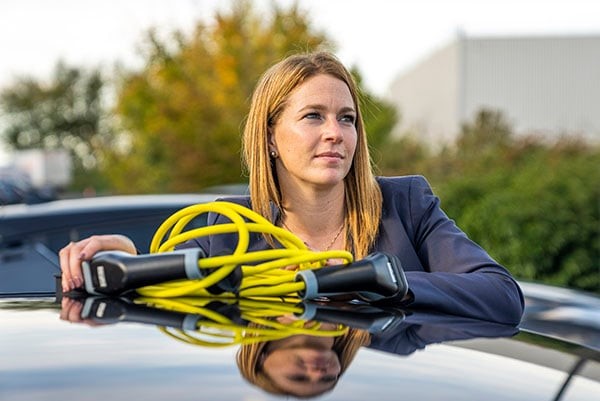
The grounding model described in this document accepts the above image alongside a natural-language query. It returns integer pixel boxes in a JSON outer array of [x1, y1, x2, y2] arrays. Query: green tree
[[106, 0, 397, 193], [375, 135, 430, 176], [0, 62, 114, 191], [442, 108, 513, 179], [457, 109, 512, 154], [105, 1, 325, 193]]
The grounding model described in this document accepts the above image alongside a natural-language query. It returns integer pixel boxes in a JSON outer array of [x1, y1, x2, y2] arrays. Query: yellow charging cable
[[136, 201, 353, 299], [137, 296, 348, 347]]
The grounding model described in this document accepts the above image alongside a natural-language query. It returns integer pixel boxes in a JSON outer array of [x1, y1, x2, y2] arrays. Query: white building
[[387, 34, 600, 147]]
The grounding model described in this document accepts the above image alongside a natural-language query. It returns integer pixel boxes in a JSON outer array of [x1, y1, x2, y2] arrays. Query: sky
[[0, 0, 599, 162]]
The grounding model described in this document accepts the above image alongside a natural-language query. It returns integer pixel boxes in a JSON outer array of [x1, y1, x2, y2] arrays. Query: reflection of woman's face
[[262, 334, 341, 397]]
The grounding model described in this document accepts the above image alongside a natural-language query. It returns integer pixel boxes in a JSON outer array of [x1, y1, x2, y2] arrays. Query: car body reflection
[[1, 295, 598, 400]]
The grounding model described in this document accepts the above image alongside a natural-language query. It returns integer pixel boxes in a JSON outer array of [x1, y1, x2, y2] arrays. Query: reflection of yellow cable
[[137, 201, 354, 299], [137, 297, 348, 347]]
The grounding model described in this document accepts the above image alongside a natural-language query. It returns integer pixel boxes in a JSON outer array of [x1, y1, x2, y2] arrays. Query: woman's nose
[[322, 118, 344, 142], [306, 360, 330, 373]]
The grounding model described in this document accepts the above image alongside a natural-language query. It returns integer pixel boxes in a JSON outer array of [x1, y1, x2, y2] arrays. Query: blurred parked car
[[0, 167, 56, 205], [0, 193, 219, 295]]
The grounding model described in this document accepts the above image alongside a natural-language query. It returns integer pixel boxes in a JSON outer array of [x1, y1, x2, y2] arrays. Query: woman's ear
[[267, 130, 277, 153]]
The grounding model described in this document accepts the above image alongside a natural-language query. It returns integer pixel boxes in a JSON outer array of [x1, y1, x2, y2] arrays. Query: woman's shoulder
[[204, 195, 253, 225], [214, 195, 252, 207], [376, 175, 433, 193], [375, 176, 439, 216]]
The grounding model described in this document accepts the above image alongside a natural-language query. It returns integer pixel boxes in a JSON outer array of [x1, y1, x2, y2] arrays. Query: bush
[[434, 138, 599, 293]]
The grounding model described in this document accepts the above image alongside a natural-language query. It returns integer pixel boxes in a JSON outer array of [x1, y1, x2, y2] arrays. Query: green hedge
[[433, 142, 599, 294]]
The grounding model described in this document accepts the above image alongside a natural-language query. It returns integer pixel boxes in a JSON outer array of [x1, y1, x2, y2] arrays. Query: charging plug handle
[[82, 249, 205, 296], [296, 252, 408, 302], [298, 302, 405, 334]]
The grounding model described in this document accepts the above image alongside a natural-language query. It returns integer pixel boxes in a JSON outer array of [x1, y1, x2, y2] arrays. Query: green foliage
[[375, 135, 430, 176], [0, 2, 398, 196], [106, 1, 316, 193], [0, 62, 114, 191], [456, 108, 512, 158], [427, 109, 600, 293], [103, 1, 396, 194]]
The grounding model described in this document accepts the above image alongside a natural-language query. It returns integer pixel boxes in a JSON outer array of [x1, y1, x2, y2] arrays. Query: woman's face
[[261, 334, 341, 397], [269, 73, 357, 191]]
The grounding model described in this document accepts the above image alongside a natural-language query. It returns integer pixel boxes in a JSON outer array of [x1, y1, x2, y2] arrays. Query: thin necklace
[[281, 220, 345, 251]]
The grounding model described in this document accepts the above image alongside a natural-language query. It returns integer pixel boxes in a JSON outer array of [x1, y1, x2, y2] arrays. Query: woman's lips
[[316, 151, 343, 159]]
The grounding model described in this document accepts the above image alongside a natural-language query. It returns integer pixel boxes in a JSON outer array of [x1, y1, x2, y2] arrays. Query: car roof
[[0, 193, 223, 247], [1, 296, 599, 400], [518, 281, 600, 351], [0, 194, 222, 218]]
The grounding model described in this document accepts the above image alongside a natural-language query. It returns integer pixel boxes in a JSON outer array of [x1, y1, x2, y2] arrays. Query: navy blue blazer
[[180, 175, 524, 325], [368, 309, 519, 356]]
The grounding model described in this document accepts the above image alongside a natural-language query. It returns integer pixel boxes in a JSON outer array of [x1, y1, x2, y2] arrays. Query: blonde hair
[[242, 51, 382, 258], [236, 328, 371, 397]]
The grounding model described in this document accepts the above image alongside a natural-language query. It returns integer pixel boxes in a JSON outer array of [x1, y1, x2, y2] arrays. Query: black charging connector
[[79, 296, 246, 330], [298, 302, 405, 334], [295, 252, 408, 302], [81, 249, 205, 296], [79, 249, 407, 301]]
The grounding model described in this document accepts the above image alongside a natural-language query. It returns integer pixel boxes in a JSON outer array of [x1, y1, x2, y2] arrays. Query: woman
[[59, 51, 524, 324]]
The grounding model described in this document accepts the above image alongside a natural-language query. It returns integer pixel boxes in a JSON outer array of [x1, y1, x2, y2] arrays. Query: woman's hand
[[58, 234, 137, 293], [59, 296, 104, 327]]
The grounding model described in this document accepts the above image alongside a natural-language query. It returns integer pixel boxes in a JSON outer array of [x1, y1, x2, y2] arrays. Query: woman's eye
[[304, 112, 321, 120], [340, 114, 356, 124], [320, 375, 338, 383], [288, 375, 310, 382]]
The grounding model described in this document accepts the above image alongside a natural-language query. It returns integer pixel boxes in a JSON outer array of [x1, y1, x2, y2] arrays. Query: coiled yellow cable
[[137, 296, 349, 347], [136, 201, 354, 299]]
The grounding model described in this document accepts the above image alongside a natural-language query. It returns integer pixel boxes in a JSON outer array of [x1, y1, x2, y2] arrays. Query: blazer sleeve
[[375, 176, 524, 325], [368, 311, 519, 356]]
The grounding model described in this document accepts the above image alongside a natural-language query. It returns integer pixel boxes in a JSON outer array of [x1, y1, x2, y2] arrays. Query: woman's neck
[[279, 183, 346, 246]]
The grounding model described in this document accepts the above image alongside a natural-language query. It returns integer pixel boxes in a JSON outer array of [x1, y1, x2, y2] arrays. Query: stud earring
[[269, 150, 278, 159]]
